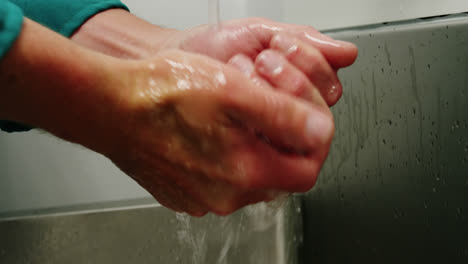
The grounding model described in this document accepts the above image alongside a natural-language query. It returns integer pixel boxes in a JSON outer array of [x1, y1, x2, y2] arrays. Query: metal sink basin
[[0, 197, 302, 264]]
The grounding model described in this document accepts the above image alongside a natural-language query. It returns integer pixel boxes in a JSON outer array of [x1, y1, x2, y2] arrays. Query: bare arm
[[70, 9, 176, 59], [0, 18, 129, 154]]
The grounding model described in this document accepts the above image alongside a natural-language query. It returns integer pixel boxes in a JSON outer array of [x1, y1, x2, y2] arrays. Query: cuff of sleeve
[[0, 3, 31, 132], [0, 1, 23, 60], [59, 0, 130, 37]]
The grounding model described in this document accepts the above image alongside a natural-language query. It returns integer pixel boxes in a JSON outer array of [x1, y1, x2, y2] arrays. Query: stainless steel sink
[[0, 197, 302, 264]]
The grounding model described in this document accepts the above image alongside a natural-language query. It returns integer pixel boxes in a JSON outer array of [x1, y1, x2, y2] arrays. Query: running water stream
[[208, 0, 220, 25]]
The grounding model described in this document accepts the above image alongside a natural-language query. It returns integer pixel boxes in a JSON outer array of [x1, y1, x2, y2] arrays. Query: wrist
[[71, 9, 179, 59]]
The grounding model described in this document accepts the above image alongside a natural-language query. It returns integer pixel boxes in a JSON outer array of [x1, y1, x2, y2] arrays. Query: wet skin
[[108, 50, 336, 216], [164, 18, 358, 106], [0, 14, 358, 216], [69, 14, 358, 216]]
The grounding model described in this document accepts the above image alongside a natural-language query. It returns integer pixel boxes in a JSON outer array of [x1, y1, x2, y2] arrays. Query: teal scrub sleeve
[[0, 0, 29, 132], [10, 0, 129, 37], [0, 0, 129, 133], [0, 0, 23, 60]]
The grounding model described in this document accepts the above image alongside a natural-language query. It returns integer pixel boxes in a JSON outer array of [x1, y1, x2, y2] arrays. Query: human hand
[[72, 12, 357, 105], [0, 17, 335, 217], [163, 17, 358, 105], [106, 50, 334, 216]]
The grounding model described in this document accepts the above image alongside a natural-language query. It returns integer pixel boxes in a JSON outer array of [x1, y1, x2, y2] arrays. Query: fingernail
[[306, 112, 333, 144], [317, 34, 356, 49], [229, 55, 254, 76], [303, 33, 344, 48], [256, 51, 285, 77], [335, 40, 357, 49], [272, 34, 299, 56]]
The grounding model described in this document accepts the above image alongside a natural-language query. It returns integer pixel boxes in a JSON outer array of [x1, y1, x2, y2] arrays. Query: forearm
[[71, 9, 177, 59], [0, 18, 127, 153]]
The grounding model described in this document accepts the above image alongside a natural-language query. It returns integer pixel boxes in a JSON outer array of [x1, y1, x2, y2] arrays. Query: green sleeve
[[0, 1, 30, 132], [0, 0, 129, 133], [10, 0, 129, 37], [0, 0, 23, 60]]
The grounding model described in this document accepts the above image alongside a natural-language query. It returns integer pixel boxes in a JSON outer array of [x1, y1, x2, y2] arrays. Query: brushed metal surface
[[0, 197, 302, 264], [303, 15, 468, 262]]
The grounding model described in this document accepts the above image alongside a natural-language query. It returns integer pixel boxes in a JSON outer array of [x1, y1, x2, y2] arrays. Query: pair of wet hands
[[108, 18, 358, 216]]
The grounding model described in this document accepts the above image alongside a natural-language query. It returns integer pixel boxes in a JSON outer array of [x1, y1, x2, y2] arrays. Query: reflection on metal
[[0, 197, 302, 264], [303, 15, 468, 262]]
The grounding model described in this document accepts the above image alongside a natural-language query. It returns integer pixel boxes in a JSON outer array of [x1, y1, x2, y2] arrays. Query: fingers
[[230, 34, 346, 106], [269, 33, 343, 106], [244, 18, 358, 69], [254, 50, 327, 106], [227, 54, 270, 88], [228, 54, 255, 75], [223, 75, 334, 160], [230, 133, 327, 192], [220, 67, 336, 191], [296, 30, 358, 69], [230, 51, 328, 107]]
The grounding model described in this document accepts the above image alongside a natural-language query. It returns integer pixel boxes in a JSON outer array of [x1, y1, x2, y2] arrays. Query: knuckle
[[237, 162, 263, 190], [283, 42, 303, 60], [254, 51, 268, 68], [306, 49, 328, 74], [227, 151, 263, 190], [290, 75, 309, 97], [256, 49, 276, 64]]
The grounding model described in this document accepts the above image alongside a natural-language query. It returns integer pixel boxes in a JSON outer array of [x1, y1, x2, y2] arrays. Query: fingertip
[[228, 54, 255, 76], [255, 49, 285, 77], [300, 32, 358, 68], [326, 82, 343, 107], [335, 40, 359, 68]]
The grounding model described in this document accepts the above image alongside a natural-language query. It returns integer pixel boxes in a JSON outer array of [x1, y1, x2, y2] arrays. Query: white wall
[[0, 131, 150, 214], [123, 0, 284, 29], [124, 0, 249, 29], [126, 0, 468, 31]]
